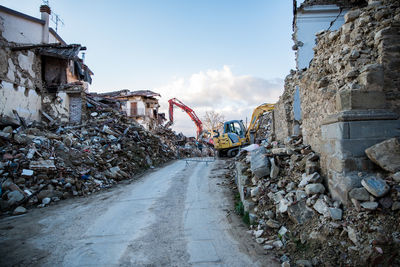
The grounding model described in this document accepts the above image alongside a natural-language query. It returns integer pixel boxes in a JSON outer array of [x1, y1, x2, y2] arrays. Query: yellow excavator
[[213, 103, 274, 157]]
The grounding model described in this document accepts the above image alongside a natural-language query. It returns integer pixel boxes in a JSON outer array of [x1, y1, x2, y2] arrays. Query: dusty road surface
[[0, 159, 278, 267]]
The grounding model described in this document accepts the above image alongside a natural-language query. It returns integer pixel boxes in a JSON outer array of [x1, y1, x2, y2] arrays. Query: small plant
[[235, 200, 244, 216], [242, 211, 250, 225]]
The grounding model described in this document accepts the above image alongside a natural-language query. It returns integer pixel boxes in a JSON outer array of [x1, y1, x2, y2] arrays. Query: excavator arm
[[246, 103, 274, 143], [168, 98, 203, 138]]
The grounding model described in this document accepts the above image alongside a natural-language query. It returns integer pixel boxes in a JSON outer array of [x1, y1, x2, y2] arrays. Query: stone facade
[[274, 0, 400, 204]]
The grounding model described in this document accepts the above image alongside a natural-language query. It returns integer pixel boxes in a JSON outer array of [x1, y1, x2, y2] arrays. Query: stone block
[[365, 138, 400, 173], [336, 90, 386, 111], [348, 120, 400, 139], [328, 172, 362, 204], [321, 122, 349, 140], [361, 176, 390, 197], [250, 147, 270, 178], [287, 200, 315, 225], [358, 64, 384, 91]]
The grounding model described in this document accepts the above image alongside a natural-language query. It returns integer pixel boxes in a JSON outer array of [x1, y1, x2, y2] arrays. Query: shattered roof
[[12, 43, 86, 60], [38, 44, 83, 60], [129, 90, 161, 98], [100, 90, 161, 98]]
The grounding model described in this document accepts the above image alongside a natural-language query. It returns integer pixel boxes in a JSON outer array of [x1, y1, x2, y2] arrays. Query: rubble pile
[[0, 102, 179, 215], [233, 137, 400, 265], [254, 111, 274, 144]]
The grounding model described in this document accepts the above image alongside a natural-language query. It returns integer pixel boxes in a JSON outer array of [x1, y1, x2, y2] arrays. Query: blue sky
[[2, 0, 298, 136]]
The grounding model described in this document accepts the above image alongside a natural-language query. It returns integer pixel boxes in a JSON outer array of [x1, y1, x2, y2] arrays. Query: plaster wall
[[0, 81, 41, 121], [0, 12, 43, 44], [295, 5, 346, 69]]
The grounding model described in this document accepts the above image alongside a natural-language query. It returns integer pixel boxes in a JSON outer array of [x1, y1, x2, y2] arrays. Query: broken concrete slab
[[365, 138, 400, 173], [29, 160, 56, 171]]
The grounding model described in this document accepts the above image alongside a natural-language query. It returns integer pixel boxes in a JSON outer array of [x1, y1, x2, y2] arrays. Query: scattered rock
[[13, 206, 27, 215], [361, 176, 390, 197], [305, 183, 325, 195], [42, 197, 51, 205], [349, 187, 370, 201], [365, 138, 400, 173], [329, 208, 343, 220], [361, 201, 379, 210]]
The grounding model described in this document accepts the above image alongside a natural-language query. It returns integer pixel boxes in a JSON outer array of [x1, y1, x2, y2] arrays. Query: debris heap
[[233, 136, 400, 266], [0, 102, 179, 215]]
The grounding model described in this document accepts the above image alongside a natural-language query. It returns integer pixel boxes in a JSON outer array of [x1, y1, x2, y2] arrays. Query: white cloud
[[153, 65, 283, 136]]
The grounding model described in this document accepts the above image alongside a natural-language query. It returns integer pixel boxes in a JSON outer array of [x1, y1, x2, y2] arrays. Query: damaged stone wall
[[274, 0, 400, 204], [0, 29, 43, 122], [273, 71, 297, 141]]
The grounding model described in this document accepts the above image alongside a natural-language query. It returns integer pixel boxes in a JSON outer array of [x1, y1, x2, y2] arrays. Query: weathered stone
[[273, 240, 283, 249], [263, 245, 274, 250], [271, 148, 287, 155], [393, 172, 400, 183], [349, 187, 370, 201], [270, 157, 280, 178], [254, 229, 264, 238], [299, 172, 321, 187], [256, 238, 265, 244], [7, 191, 24, 205], [329, 208, 343, 220], [361, 201, 378, 210], [287, 200, 315, 224], [379, 197, 392, 209], [305, 160, 318, 175], [344, 9, 361, 23], [392, 202, 400, 211], [295, 190, 307, 201], [361, 176, 390, 197], [313, 199, 329, 217], [266, 219, 281, 229], [347, 226, 358, 245], [42, 197, 51, 205], [305, 183, 325, 195], [250, 147, 270, 178], [278, 226, 288, 236], [13, 206, 27, 215], [365, 138, 400, 173], [251, 186, 260, 197], [296, 260, 312, 267]]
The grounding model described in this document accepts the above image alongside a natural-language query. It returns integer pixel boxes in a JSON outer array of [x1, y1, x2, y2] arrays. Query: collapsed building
[[92, 89, 166, 130], [273, 0, 400, 204], [0, 5, 93, 126]]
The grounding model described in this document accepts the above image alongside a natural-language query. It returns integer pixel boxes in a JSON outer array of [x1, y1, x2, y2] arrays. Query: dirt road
[[0, 159, 278, 266]]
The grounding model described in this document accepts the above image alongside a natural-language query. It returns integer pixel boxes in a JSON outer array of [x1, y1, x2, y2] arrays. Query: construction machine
[[166, 98, 203, 139], [213, 103, 274, 157]]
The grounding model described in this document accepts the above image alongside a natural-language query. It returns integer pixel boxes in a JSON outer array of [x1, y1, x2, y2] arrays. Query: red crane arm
[[168, 98, 203, 137]]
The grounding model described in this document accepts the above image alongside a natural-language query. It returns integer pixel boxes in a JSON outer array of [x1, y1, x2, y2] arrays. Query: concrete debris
[[365, 138, 400, 173], [0, 102, 196, 214]]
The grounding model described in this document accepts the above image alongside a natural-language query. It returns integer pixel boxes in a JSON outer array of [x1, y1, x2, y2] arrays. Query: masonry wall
[[274, 0, 400, 204]]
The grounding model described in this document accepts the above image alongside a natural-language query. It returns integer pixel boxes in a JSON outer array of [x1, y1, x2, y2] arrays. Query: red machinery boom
[[168, 98, 203, 138]]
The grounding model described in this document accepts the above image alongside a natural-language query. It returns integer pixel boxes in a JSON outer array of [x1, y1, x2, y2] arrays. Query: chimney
[[40, 5, 51, 44]]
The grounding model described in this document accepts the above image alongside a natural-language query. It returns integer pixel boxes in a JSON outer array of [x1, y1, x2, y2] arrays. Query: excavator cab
[[213, 120, 247, 157]]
